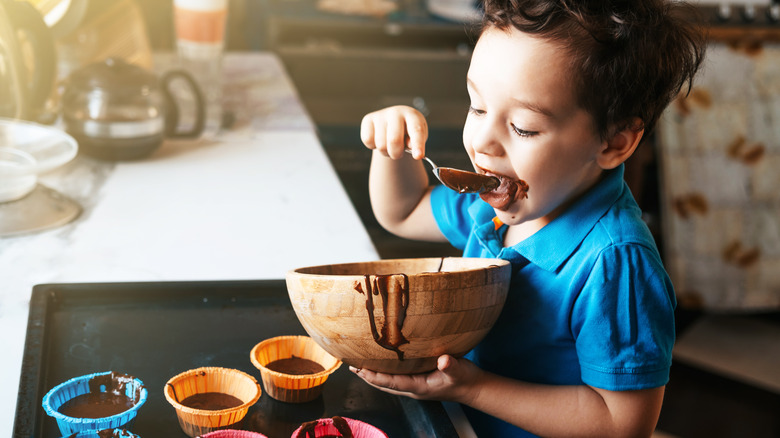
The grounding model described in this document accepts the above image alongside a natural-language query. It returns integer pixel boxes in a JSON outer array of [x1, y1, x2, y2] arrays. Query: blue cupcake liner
[[42, 371, 148, 436], [66, 429, 140, 437]]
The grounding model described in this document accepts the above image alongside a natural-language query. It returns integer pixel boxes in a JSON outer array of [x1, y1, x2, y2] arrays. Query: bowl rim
[[0, 146, 36, 170], [41, 371, 148, 423], [0, 117, 78, 173], [163, 366, 262, 416], [286, 257, 511, 278], [0, 146, 38, 202], [250, 335, 342, 380]]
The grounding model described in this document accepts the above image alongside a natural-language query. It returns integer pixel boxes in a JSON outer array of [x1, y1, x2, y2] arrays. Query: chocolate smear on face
[[480, 176, 529, 210], [354, 274, 410, 360]]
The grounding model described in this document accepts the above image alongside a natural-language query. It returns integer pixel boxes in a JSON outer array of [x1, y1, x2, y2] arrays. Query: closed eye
[[468, 105, 486, 116], [511, 123, 538, 138]]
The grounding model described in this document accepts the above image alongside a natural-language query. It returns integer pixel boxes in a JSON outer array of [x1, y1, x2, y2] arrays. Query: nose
[[465, 114, 505, 159]]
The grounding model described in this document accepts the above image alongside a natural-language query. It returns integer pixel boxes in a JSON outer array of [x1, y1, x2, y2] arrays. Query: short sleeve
[[430, 185, 479, 250], [571, 242, 677, 391]]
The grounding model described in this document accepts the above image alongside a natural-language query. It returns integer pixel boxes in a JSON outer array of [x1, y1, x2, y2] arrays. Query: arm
[[466, 367, 664, 438], [352, 355, 664, 438], [361, 106, 447, 242]]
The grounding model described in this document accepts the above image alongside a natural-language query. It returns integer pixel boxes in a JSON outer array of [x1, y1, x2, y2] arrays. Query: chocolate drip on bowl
[[354, 274, 410, 360]]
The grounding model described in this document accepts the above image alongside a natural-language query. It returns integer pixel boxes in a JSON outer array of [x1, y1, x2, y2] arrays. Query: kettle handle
[[161, 69, 206, 139], [6, 0, 57, 122]]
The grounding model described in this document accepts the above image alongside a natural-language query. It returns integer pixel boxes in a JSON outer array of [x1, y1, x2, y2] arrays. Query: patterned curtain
[[657, 42, 780, 310]]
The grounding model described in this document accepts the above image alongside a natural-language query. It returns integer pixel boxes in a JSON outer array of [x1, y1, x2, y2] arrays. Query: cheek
[[511, 143, 573, 196], [462, 118, 473, 143], [462, 122, 476, 157]]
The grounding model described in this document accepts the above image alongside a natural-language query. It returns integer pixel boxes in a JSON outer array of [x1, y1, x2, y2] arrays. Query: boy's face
[[464, 26, 607, 228]]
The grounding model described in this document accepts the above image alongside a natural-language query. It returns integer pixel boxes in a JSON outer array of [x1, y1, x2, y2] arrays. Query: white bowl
[[0, 147, 37, 202], [0, 117, 78, 173]]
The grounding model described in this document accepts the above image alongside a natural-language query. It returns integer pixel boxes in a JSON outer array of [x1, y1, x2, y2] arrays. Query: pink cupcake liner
[[290, 417, 388, 438], [198, 429, 268, 438]]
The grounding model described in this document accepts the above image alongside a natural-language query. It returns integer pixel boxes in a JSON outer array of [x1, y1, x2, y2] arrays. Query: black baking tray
[[13, 280, 459, 438]]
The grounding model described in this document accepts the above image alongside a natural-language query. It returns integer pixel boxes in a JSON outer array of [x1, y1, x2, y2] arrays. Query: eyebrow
[[511, 97, 556, 118], [467, 77, 556, 119]]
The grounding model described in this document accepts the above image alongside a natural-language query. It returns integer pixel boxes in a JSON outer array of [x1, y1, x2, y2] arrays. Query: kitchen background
[[5, 0, 780, 436]]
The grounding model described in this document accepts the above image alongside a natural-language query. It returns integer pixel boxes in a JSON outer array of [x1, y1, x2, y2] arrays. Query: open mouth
[[477, 169, 529, 210]]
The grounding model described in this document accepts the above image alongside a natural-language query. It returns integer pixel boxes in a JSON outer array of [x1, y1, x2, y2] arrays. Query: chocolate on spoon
[[436, 167, 501, 194], [405, 148, 500, 194]]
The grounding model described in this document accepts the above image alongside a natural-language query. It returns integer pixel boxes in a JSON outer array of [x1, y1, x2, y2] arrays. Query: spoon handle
[[403, 148, 438, 172]]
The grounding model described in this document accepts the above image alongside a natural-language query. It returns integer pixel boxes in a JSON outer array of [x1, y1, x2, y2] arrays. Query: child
[[353, 0, 705, 436]]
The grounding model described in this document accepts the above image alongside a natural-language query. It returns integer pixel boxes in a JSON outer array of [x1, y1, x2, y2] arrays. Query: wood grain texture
[[286, 257, 511, 374]]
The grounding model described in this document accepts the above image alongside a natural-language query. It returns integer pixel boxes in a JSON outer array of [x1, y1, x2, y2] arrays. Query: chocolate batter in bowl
[[41, 371, 147, 436]]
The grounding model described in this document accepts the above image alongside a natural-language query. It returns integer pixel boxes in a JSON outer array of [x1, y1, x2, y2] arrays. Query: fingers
[[360, 114, 376, 149], [437, 354, 454, 372], [349, 366, 397, 390], [405, 112, 427, 160], [360, 106, 428, 160], [385, 114, 406, 159], [349, 366, 418, 398], [349, 360, 476, 403]]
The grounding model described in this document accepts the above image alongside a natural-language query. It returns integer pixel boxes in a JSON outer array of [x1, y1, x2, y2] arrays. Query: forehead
[[468, 27, 578, 110]]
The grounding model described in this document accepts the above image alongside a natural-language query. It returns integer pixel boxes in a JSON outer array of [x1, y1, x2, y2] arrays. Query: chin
[[493, 207, 527, 226]]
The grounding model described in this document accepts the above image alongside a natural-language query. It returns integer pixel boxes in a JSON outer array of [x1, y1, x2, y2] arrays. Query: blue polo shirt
[[430, 165, 676, 437]]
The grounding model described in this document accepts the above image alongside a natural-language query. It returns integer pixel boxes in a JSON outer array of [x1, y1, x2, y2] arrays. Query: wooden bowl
[[286, 257, 511, 374]]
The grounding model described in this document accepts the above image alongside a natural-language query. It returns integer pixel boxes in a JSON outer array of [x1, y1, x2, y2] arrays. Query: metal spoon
[[405, 148, 500, 194]]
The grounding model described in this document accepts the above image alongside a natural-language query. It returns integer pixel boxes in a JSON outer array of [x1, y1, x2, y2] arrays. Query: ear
[[597, 118, 644, 169]]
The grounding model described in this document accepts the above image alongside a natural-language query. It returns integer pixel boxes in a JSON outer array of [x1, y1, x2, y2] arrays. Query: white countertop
[[0, 52, 379, 435]]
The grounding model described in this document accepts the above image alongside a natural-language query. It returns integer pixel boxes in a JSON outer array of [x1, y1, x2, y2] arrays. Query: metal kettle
[[61, 58, 205, 161], [0, 0, 57, 122]]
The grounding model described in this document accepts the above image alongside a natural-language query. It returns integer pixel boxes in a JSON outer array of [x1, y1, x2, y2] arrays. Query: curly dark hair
[[480, 0, 706, 140]]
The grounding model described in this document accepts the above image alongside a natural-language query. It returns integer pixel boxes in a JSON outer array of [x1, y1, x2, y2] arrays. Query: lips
[[479, 174, 529, 210]]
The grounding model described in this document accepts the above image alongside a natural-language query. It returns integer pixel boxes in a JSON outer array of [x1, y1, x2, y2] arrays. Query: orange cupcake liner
[[164, 366, 261, 437], [250, 335, 341, 403]]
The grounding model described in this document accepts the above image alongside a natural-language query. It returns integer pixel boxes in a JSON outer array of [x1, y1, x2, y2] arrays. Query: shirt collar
[[469, 165, 626, 271]]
